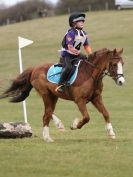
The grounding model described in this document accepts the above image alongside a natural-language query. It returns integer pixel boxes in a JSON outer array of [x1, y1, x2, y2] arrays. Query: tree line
[[0, 0, 115, 26], [0, 0, 53, 25], [56, 0, 115, 14]]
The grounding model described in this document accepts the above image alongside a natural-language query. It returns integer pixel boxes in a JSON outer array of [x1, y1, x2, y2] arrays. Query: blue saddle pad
[[47, 61, 81, 85]]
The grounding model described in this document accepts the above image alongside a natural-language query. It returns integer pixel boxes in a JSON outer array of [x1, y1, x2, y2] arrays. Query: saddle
[[47, 60, 81, 85]]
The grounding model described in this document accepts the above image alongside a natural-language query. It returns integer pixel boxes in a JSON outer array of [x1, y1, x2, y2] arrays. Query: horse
[[0, 48, 125, 142]]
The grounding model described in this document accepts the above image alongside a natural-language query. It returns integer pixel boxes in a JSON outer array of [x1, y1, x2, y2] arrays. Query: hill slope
[[0, 10, 133, 177]]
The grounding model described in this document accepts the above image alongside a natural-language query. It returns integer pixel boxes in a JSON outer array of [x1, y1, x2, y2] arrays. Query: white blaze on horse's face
[[116, 62, 125, 86]]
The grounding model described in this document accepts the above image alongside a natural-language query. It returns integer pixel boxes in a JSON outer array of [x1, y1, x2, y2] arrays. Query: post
[[18, 37, 33, 124], [18, 48, 23, 73], [18, 48, 28, 123]]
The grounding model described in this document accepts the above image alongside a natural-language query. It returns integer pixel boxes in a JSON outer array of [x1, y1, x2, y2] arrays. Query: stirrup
[[55, 84, 65, 93]]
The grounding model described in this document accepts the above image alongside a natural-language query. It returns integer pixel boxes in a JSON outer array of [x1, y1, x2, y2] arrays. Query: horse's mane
[[88, 48, 109, 61], [74, 48, 111, 86]]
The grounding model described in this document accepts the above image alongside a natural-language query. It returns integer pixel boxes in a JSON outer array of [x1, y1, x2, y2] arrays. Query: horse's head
[[107, 48, 125, 86]]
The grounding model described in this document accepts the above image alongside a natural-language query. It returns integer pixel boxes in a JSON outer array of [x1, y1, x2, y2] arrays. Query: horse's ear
[[113, 48, 123, 55], [113, 48, 117, 54], [118, 48, 123, 55]]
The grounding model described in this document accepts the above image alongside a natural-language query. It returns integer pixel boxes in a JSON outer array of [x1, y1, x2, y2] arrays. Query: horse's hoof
[[108, 135, 116, 139], [70, 118, 78, 130], [57, 122, 65, 130], [106, 125, 116, 140], [107, 130, 116, 139], [44, 137, 54, 143], [58, 128, 66, 132]]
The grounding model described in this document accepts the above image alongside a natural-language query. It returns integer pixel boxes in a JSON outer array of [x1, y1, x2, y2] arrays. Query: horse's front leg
[[43, 110, 54, 143], [71, 99, 90, 129], [91, 95, 116, 139], [42, 95, 58, 142]]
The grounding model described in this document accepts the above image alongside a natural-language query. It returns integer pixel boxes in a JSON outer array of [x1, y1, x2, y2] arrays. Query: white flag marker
[[18, 36, 34, 123], [18, 36, 33, 49]]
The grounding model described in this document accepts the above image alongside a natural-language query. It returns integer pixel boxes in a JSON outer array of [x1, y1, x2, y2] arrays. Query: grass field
[[0, 10, 133, 177]]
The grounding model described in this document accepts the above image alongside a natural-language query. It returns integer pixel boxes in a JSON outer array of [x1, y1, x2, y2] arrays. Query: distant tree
[[55, 0, 115, 14], [0, 3, 7, 9], [0, 0, 54, 25]]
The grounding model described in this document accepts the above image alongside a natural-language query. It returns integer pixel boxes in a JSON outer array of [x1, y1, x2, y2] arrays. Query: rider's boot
[[55, 69, 68, 93], [56, 57, 72, 93]]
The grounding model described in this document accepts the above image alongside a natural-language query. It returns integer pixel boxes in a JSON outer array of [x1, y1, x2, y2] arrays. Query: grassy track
[[0, 10, 133, 177]]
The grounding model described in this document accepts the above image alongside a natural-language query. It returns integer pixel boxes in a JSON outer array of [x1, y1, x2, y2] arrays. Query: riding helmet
[[69, 12, 86, 27]]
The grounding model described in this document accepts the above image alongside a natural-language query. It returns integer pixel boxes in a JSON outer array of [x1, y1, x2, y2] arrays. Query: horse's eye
[[113, 63, 117, 67]]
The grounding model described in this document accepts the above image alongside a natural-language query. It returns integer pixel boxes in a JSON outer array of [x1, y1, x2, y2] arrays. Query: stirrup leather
[[55, 84, 64, 92]]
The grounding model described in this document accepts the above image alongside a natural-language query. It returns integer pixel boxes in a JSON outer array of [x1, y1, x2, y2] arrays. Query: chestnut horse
[[0, 48, 125, 142]]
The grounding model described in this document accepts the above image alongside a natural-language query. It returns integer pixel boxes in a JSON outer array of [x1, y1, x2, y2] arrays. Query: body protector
[[61, 28, 88, 55]]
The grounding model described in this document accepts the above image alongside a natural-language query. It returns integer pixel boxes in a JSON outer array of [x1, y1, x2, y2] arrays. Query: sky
[[0, 0, 58, 6]]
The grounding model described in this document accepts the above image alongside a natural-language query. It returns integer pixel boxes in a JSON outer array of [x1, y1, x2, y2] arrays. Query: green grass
[[0, 10, 133, 177]]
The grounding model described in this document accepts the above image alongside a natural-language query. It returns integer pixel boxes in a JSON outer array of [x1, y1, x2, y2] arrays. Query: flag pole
[[18, 47, 28, 123], [18, 36, 33, 124]]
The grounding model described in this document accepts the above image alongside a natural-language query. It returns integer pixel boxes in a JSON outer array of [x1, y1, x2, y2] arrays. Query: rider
[[56, 12, 92, 92]]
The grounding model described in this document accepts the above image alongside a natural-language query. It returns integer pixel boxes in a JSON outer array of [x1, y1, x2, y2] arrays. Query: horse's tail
[[0, 67, 33, 103]]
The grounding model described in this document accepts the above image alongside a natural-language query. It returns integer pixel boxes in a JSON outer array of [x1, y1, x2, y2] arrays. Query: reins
[[82, 59, 106, 90], [84, 59, 106, 80], [84, 53, 124, 82], [85, 60, 100, 70]]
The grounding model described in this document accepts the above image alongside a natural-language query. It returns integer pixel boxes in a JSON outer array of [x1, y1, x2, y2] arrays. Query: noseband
[[107, 56, 124, 80], [103, 69, 124, 80], [85, 55, 124, 81]]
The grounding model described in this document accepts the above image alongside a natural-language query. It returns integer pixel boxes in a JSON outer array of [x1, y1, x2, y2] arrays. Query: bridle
[[84, 55, 124, 81], [107, 56, 124, 81], [103, 70, 124, 79]]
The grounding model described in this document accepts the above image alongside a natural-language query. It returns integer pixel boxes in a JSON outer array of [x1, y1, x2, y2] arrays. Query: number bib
[[73, 30, 87, 50]]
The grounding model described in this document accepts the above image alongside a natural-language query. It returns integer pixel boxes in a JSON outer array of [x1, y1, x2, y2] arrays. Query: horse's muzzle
[[116, 75, 125, 86]]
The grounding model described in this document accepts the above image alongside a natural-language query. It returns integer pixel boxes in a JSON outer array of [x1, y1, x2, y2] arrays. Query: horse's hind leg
[[71, 99, 90, 129], [52, 114, 65, 131], [42, 95, 58, 142], [91, 95, 116, 139]]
